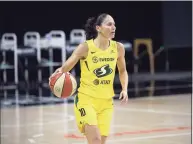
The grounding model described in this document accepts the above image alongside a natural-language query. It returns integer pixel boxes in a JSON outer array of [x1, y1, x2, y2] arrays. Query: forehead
[[102, 15, 115, 24]]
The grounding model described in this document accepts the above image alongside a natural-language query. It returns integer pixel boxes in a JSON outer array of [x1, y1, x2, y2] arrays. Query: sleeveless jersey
[[77, 39, 118, 99]]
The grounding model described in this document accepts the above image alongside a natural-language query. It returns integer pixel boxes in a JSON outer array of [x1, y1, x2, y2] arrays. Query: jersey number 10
[[79, 108, 86, 117]]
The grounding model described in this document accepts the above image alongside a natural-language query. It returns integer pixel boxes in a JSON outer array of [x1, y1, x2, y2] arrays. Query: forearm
[[119, 70, 128, 92], [51, 43, 87, 75], [60, 55, 79, 73], [60, 63, 74, 73]]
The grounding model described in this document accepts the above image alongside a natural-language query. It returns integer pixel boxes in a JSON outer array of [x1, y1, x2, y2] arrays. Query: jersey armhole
[[80, 41, 90, 61], [116, 42, 119, 59]]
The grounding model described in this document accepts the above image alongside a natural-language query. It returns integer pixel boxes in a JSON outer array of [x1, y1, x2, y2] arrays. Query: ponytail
[[84, 13, 109, 40], [84, 17, 97, 40]]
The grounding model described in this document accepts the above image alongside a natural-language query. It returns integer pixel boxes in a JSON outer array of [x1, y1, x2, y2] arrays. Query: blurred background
[[0, 1, 192, 106]]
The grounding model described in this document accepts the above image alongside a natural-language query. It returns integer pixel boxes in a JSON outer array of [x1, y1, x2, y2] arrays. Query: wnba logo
[[55, 86, 61, 92]]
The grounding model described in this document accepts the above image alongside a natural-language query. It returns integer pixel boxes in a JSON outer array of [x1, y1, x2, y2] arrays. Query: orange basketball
[[49, 72, 77, 98]]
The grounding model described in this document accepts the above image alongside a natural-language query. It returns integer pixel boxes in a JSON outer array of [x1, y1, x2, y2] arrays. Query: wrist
[[59, 67, 63, 72], [122, 89, 127, 92]]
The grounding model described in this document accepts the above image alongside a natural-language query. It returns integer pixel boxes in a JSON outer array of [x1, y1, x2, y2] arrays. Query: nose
[[113, 25, 116, 31]]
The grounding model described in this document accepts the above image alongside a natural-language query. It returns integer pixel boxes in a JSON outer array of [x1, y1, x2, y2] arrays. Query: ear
[[96, 25, 101, 33]]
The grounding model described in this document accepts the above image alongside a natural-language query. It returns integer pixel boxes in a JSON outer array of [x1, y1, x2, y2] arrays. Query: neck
[[94, 36, 110, 50]]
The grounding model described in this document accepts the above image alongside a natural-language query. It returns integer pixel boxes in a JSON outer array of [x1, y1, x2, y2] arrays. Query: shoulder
[[110, 40, 124, 50], [72, 42, 89, 59], [116, 41, 124, 50], [111, 40, 124, 50], [78, 39, 94, 50], [77, 41, 89, 52], [115, 41, 125, 58]]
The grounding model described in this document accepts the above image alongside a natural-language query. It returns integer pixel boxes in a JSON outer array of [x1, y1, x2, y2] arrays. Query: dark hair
[[84, 13, 109, 40]]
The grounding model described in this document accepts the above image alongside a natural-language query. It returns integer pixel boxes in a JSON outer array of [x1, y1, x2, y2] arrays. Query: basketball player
[[50, 13, 128, 144]]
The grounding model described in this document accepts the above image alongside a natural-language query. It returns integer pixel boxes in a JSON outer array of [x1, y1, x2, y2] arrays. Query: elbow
[[119, 68, 127, 75]]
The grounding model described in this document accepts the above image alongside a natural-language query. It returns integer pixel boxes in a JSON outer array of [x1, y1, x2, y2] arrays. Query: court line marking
[[107, 132, 191, 143], [2, 120, 69, 128], [43, 112, 74, 116], [28, 134, 45, 143], [1, 114, 75, 128], [33, 134, 44, 138], [60, 125, 190, 135], [64, 126, 191, 139], [58, 124, 144, 134], [152, 121, 188, 127], [116, 107, 191, 116], [28, 138, 36, 143]]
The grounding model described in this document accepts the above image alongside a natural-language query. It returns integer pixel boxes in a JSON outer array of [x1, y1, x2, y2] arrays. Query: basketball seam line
[[61, 73, 66, 97], [51, 73, 63, 93]]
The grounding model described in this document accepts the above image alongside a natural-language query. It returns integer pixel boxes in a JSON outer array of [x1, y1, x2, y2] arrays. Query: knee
[[92, 136, 101, 144], [101, 136, 107, 144]]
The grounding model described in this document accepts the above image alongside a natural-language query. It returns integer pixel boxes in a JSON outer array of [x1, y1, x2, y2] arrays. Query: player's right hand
[[49, 67, 62, 81]]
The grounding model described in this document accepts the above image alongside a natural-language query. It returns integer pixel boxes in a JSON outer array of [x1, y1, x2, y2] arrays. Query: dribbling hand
[[49, 67, 62, 81]]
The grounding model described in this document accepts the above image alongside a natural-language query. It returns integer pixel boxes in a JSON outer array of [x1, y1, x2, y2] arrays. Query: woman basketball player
[[50, 13, 128, 144]]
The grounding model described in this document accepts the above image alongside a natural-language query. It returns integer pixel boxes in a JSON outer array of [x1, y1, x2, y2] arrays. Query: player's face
[[97, 15, 116, 39]]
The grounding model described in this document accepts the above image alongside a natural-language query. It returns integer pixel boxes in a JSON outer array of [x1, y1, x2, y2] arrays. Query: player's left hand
[[119, 90, 128, 104]]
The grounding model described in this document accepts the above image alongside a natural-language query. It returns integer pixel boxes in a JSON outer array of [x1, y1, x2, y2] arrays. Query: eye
[[107, 23, 111, 26], [107, 22, 115, 26]]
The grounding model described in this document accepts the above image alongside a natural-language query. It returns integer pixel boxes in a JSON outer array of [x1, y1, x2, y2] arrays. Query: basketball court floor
[[1, 93, 191, 144]]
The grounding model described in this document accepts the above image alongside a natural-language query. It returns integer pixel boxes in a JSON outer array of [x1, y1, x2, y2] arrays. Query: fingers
[[119, 93, 123, 100], [57, 68, 62, 73], [120, 92, 128, 105], [49, 73, 55, 81], [121, 96, 128, 104], [49, 68, 63, 82], [121, 96, 128, 103], [49, 71, 58, 81]]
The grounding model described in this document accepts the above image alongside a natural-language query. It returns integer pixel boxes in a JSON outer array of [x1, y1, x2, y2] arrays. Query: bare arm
[[51, 43, 88, 76], [117, 42, 128, 92], [116, 42, 129, 103], [60, 43, 88, 72]]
